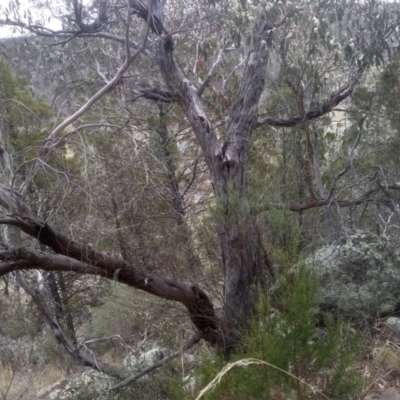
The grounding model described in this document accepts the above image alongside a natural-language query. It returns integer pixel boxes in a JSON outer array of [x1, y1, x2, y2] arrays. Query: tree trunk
[[214, 155, 264, 349], [151, 0, 273, 348], [218, 216, 261, 335], [0, 0, 371, 358], [156, 106, 185, 226]]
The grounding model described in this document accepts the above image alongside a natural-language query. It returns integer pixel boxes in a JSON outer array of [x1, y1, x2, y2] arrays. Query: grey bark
[[0, 0, 386, 356], [149, 0, 274, 347]]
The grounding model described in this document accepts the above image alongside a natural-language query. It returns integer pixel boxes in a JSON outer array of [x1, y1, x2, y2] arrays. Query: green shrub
[[33, 330, 73, 370], [173, 261, 366, 400]]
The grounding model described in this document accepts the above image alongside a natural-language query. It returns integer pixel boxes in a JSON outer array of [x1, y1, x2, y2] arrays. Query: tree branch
[[256, 61, 367, 129], [0, 247, 111, 277], [220, 20, 274, 187], [18, 4, 150, 198], [258, 194, 395, 213], [130, 87, 179, 103], [0, 188, 219, 343], [16, 272, 128, 379], [72, 0, 108, 33], [108, 331, 203, 391], [197, 47, 225, 97]]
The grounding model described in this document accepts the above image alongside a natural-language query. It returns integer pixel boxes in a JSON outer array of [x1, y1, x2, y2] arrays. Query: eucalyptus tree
[[325, 52, 400, 237], [0, 0, 399, 373]]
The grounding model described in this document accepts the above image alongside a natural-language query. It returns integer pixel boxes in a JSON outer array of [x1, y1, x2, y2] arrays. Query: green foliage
[[0, 292, 42, 339], [0, 58, 51, 153], [213, 185, 248, 226], [111, 376, 172, 400], [376, 55, 400, 131], [266, 207, 298, 251], [33, 330, 72, 369], [85, 284, 150, 343], [172, 256, 365, 399]]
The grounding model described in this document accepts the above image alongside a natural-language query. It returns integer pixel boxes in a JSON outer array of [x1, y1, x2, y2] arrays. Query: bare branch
[[18, 3, 150, 198], [256, 61, 367, 129], [95, 58, 110, 84], [108, 331, 203, 391], [0, 190, 219, 342], [0, 259, 31, 275], [128, 0, 225, 190], [72, 0, 108, 33], [257, 193, 395, 213], [0, 246, 111, 278], [327, 163, 352, 199], [221, 21, 273, 181], [197, 47, 225, 97], [16, 272, 128, 379], [311, 121, 327, 199], [131, 0, 169, 36], [129, 87, 179, 103]]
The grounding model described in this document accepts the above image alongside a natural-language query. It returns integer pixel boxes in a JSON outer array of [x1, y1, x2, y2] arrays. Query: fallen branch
[[108, 330, 203, 391]]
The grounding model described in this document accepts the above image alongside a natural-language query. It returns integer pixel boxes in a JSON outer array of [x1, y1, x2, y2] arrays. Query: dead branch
[[16, 271, 128, 379], [256, 61, 367, 129], [108, 331, 203, 391]]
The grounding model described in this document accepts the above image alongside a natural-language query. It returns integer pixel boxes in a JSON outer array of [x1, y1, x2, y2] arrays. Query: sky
[[0, 0, 62, 38], [0, 0, 90, 39]]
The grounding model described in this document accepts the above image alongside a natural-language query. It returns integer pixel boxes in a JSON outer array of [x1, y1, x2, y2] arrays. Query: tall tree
[[0, 0, 399, 366]]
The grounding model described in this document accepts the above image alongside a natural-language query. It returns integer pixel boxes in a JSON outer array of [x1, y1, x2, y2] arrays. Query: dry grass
[[192, 321, 400, 400], [194, 358, 331, 400], [0, 362, 80, 400], [2, 320, 400, 400], [357, 321, 400, 399], [0, 364, 14, 400]]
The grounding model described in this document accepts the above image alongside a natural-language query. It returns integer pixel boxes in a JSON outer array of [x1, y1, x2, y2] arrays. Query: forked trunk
[[152, 0, 272, 350]]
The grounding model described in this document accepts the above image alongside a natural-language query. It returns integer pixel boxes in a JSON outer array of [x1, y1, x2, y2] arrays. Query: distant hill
[[0, 36, 87, 114], [0, 36, 59, 100]]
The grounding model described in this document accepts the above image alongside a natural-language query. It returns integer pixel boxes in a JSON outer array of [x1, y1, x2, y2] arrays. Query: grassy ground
[[2, 327, 400, 400], [0, 363, 72, 400]]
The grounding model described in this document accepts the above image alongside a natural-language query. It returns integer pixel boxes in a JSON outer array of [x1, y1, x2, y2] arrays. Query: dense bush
[[172, 254, 366, 400]]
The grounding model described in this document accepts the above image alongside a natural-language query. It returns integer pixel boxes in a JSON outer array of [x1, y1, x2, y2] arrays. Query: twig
[[107, 330, 203, 391], [197, 47, 225, 96], [19, 0, 151, 198]]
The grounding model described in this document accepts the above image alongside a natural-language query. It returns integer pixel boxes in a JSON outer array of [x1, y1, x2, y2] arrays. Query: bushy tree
[[0, 0, 399, 389]]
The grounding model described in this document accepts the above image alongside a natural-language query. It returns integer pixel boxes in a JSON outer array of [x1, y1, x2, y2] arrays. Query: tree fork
[[147, 0, 273, 343]]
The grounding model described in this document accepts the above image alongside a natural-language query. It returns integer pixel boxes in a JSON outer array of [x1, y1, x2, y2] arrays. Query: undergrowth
[[172, 246, 367, 400]]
